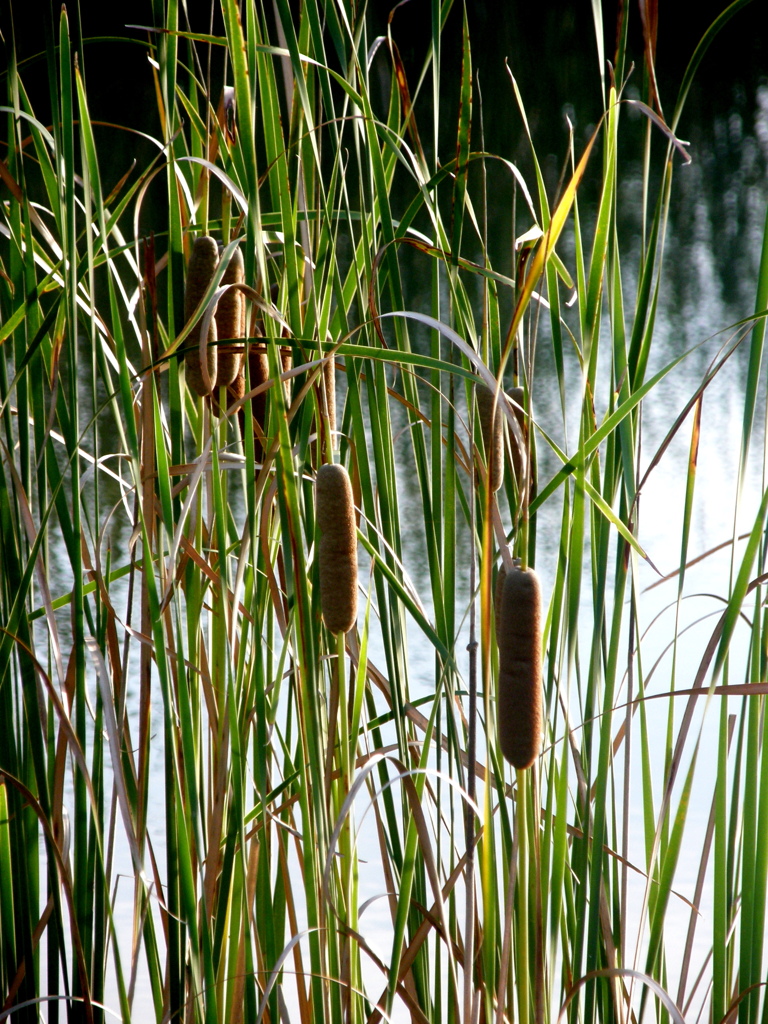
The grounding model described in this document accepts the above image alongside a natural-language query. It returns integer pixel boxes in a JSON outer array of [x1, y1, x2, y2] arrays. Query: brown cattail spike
[[215, 247, 245, 388], [476, 384, 504, 492], [184, 235, 219, 396], [228, 371, 245, 404], [497, 565, 543, 769], [316, 464, 358, 635]]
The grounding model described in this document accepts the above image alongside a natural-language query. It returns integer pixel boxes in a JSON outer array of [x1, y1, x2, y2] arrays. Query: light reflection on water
[[388, 71, 768, 1019]]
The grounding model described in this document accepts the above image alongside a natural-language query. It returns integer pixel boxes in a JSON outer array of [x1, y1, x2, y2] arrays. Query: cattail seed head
[[316, 464, 358, 635], [228, 370, 245, 403], [184, 235, 219, 396], [497, 564, 543, 769], [215, 247, 245, 388], [476, 384, 504, 492], [227, 369, 246, 430], [507, 386, 528, 496]]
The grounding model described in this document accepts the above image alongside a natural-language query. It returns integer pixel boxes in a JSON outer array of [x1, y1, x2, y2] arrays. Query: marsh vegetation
[[1, 2, 768, 1023]]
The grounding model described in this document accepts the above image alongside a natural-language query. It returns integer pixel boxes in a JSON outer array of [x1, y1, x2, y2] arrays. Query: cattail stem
[[323, 354, 336, 460], [516, 768, 531, 1024]]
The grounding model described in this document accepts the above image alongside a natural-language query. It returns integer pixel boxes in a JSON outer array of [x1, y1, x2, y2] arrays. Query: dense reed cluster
[[1, 3, 767, 1024]]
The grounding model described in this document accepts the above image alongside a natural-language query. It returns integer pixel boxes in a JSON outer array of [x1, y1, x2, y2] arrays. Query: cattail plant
[[316, 463, 358, 634], [311, 353, 337, 464], [214, 246, 245, 387], [494, 561, 507, 637], [507, 385, 528, 494], [184, 235, 219, 396], [5, 4, 761, 1023], [497, 564, 543, 769], [248, 343, 270, 459], [280, 344, 293, 402], [211, 366, 246, 421], [228, 371, 245, 404], [323, 355, 336, 439], [476, 383, 504, 492]]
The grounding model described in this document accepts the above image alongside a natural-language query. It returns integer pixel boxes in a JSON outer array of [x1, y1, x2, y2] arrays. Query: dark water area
[[8, 2, 765, 202], [358, 1, 768, 395], [7, 0, 763, 523], [5, 1, 767, 422]]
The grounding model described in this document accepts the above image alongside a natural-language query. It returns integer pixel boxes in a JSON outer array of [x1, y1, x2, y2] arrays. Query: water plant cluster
[[1, 1, 767, 1023]]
